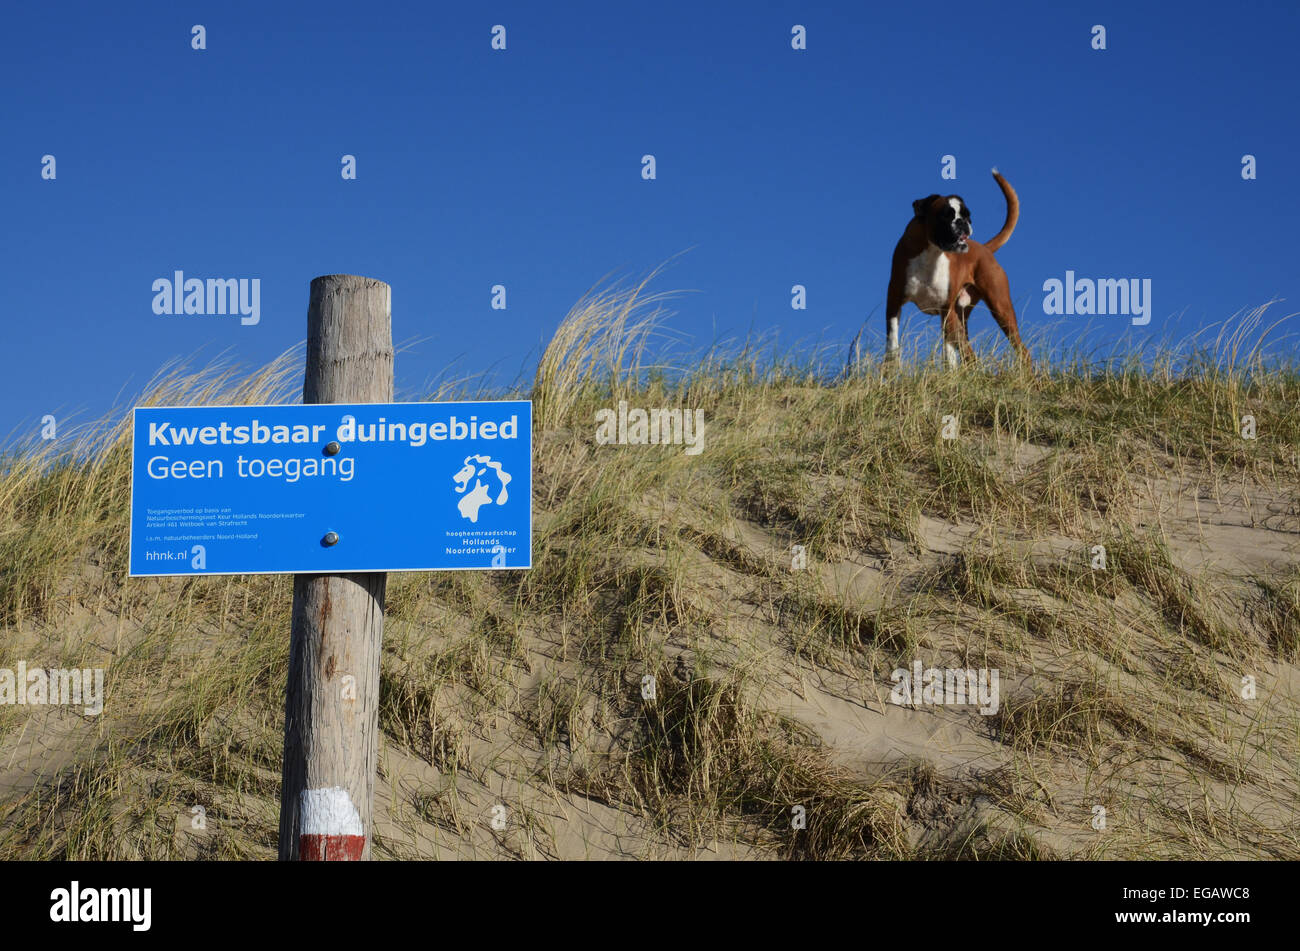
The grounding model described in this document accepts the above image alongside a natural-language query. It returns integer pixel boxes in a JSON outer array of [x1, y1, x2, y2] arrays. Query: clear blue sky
[[3, 0, 1297, 442]]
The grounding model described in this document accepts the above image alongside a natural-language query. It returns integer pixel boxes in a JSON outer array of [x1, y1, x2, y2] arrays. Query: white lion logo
[[452, 454, 512, 523]]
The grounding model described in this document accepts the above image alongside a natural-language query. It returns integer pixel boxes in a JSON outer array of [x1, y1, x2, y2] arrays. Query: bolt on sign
[[128, 401, 532, 576]]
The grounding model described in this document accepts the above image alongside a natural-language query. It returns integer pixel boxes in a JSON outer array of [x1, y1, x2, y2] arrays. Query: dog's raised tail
[[983, 168, 1019, 252]]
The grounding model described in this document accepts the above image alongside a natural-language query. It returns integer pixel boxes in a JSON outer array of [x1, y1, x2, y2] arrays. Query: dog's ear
[[912, 195, 939, 218]]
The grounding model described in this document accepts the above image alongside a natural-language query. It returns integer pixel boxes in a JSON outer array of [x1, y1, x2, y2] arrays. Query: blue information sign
[[129, 401, 531, 576]]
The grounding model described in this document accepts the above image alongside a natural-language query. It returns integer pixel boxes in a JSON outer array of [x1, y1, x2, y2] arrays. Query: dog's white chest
[[903, 247, 950, 315]]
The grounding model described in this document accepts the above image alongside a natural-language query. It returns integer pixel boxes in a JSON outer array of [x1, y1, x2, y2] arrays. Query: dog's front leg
[[885, 284, 904, 361]]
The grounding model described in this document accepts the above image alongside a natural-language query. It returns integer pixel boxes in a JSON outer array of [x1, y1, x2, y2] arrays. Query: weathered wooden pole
[[278, 275, 393, 860]]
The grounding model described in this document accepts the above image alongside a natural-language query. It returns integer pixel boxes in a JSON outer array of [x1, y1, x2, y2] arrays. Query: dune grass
[[0, 272, 1297, 859]]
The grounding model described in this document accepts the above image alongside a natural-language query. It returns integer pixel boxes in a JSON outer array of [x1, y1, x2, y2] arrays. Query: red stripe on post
[[299, 833, 366, 861]]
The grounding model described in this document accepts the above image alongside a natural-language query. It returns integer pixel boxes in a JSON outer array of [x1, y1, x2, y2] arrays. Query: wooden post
[[278, 275, 393, 860]]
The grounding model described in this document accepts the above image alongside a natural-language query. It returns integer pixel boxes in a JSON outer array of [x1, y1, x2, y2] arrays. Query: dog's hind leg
[[985, 296, 1030, 365], [977, 270, 1031, 365]]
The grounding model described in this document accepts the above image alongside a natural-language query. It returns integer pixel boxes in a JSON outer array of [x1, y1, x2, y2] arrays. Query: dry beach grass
[[0, 273, 1297, 859]]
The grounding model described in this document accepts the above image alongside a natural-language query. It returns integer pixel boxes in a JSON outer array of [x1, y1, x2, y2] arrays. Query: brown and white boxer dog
[[885, 169, 1030, 368]]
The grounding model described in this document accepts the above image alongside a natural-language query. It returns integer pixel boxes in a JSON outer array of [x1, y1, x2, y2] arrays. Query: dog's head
[[912, 194, 972, 253]]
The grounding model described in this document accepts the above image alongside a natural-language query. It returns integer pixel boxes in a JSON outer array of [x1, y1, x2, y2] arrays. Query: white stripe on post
[[299, 787, 366, 861]]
